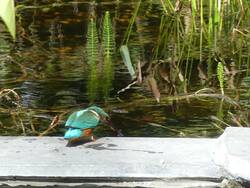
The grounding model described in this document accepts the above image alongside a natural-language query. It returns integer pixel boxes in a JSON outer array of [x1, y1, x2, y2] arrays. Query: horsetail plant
[[102, 11, 115, 58], [102, 11, 115, 99], [86, 18, 99, 65], [86, 18, 99, 102], [217, 62, 224, 95]]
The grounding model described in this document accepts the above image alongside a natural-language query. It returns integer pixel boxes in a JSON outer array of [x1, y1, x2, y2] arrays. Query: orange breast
[[83, 128, 93, 137]]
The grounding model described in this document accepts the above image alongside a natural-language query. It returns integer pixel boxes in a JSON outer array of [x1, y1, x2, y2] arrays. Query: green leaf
[[120, 45, 136, 79], [0, 0, 16, 40]]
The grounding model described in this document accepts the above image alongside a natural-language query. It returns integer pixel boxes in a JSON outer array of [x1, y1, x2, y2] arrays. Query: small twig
[[117, 80, 138, 95], [39, 115, 60, 136], [137, 60, 142, 84], [211, 122, 225, 132], [228, 112, 243, 127], [210, 115, 231, 127], [19, 116, 26, 136], [28, 113, 36, 133], [194, 88, 215, 95], [39, 111, 69, 136], [11, 112, 19, 129], [0, 89, 21, 102], [185, 93, 239, 107], [148, 122, 185, 135]]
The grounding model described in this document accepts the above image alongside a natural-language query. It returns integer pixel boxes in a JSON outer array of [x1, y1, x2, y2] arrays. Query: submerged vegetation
[[0, 0, 249, 137]]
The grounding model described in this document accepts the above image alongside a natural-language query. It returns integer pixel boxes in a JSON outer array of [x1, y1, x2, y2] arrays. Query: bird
[[64, 106, 122, 147]]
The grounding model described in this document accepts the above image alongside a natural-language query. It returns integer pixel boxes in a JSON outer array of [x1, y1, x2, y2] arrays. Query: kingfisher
[[64, 106, 122, 147]]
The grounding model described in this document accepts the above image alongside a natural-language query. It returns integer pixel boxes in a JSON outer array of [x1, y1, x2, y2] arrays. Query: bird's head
[[87, 106, 123, 137], [87, 105, 110, 121], [87, 106, 109, 116]]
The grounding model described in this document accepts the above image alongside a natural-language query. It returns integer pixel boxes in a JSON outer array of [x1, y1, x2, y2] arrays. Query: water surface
[[0, 0, 249, 138]]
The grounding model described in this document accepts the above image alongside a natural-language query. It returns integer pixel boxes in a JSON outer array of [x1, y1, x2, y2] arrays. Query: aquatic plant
[[1, 0, 250, 137], [102, 11, 115, 99], [102, 11, 115, 58], [86, 12, 116, 101], [120, 45, 136, 79], [217, 62, 224, 95], [122, 0, 141, 45], [87, 64, 99, 102], [86, 18, 99, 65], [86, 18, 99, 102], [150, 0, 250, 94], [0, 0, 15, 39]]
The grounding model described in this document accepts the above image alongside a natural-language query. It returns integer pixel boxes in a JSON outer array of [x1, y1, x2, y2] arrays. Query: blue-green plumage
[[65, 110, 100, 130], [87, 106, 109, 117], [64, 128, 82, 139], [64, 106, 109, 140]]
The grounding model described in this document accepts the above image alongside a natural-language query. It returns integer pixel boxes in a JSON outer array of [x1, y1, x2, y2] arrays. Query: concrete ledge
[[0, 127, 250, 187], [214, 127, 250, 183], [0, 179, 223, 188]]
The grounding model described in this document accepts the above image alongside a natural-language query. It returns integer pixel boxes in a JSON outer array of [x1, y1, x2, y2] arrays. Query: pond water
[[0, 0, 249, 138]]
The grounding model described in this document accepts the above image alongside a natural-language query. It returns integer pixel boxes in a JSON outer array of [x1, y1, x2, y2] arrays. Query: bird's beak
[[106, 118, 116, 131], [103, 117, 123, 137]]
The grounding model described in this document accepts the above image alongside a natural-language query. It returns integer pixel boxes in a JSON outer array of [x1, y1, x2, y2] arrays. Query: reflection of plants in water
[[86, 12, 115, 102]]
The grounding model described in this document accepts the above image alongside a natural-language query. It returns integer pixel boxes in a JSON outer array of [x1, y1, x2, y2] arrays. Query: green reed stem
[[122, 0, 141, 45], [199, 0, 203, 63], [191, 0, 197, 29], [87, 63, 99, 102]]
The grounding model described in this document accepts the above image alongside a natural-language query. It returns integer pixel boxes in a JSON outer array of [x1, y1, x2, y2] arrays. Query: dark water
[[0, 0, 249, 138]]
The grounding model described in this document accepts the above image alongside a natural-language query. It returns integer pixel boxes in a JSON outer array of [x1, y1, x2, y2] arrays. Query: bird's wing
[[65, 110, 100, 129], [64, 128, 82, 139]]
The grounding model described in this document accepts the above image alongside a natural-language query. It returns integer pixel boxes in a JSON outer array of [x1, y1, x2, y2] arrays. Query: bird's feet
[[66, 136, 96, 147]]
